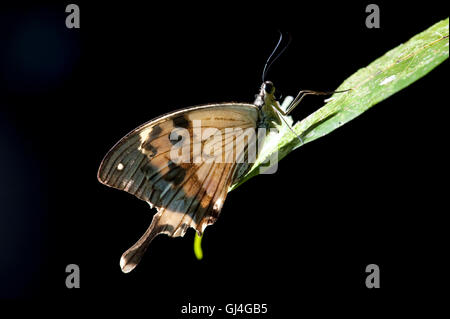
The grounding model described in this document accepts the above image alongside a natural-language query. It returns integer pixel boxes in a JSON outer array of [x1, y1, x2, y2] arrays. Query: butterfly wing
[[98, 103, 260, 272]]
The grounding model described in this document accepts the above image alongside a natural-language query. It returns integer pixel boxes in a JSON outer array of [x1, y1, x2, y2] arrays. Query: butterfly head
[[255, 81, 277, 108], [263, 81, 275, 95], [254, 81, 283, 127]]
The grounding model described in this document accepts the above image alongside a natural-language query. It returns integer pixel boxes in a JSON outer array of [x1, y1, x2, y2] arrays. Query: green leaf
[[231, 18, 449, 190], [194, 19, 449, 258]]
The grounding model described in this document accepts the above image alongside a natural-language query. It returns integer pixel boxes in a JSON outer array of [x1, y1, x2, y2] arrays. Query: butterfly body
[[98, 81, 281, 272]]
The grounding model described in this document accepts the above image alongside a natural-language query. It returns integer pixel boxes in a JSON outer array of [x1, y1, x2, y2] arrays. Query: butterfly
[[97, 79, 309, 272]]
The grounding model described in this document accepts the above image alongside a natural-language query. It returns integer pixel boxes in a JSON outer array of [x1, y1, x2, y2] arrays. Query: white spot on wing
[[137, 127, 154, 152], [117, 163, 124, 170], [380, 75, 396, 85], [213, 197, 224, 211], [139, 127, 153, 144]]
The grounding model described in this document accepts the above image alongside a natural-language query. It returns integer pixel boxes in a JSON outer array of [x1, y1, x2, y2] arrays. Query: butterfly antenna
[[262, 31, 292, 82]]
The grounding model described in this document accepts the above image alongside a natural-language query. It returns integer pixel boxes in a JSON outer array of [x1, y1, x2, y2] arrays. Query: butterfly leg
[[281, 89, 351, 116], [270, 101, 304, 145], [269, 88, 350, 146]]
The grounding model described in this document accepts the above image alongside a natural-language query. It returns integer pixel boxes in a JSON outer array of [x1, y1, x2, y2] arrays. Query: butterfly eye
[[264, 81, 275, 94]]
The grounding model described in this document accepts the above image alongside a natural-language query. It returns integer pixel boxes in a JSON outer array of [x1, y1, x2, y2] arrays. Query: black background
[[0, 0, 448, 315]]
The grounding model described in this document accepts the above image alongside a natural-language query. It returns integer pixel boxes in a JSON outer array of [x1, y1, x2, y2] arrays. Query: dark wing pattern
[[98, 103, 260, 272]]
